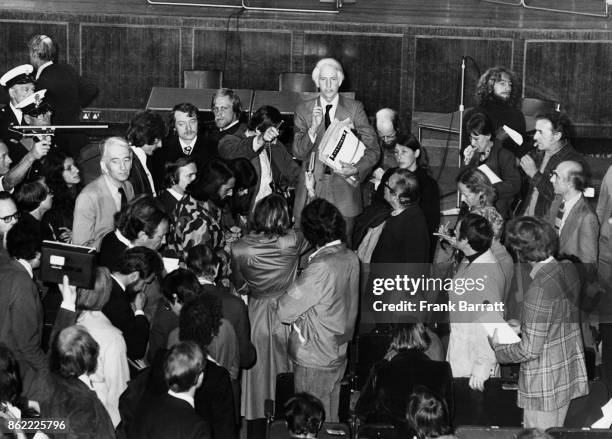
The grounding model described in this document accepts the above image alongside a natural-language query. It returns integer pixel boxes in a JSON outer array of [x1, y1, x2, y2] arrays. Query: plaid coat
[[495, 259, 588, 411]]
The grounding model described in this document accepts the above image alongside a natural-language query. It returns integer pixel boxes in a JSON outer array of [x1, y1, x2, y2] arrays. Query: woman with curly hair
[[40, 149, 81, 243]]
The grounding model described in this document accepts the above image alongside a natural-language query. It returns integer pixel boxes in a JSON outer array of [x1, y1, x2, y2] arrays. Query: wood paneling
[[524, 40, 612, 127], [0, 22, 68, 104], [413, 37, 514, 112], [81, 24, 181, 108], [193, 29, 291, 91], [0, 21, 68, 73], [304, 32, 403, 117]]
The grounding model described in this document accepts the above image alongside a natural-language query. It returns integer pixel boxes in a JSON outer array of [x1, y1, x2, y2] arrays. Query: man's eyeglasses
[[212, 106, 231, 114], [383, 182, 394, 192], [0, 212, 20, 224]]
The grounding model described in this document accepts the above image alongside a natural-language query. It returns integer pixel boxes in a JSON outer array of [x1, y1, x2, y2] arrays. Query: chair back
[[279, 72, 317, 92], [184, 70, 223, 89], [455, 425, 523, 438]]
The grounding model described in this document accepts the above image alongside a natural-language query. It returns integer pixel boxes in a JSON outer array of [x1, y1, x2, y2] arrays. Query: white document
[[162, 257, 180, 273], [318, 118, 365, 171], [502, 125, 524, 146], [591, 398, 612, 429], [478, 164, 502, 185], [482, 322, 521, 344]]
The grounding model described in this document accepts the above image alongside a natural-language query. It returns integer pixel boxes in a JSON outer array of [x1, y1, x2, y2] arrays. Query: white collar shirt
[[35, 61, 53, 80], [131, 146, 156, 195]]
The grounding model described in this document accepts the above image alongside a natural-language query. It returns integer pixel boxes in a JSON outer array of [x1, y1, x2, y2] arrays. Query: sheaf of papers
[[482, 322, 521, 344], [502, 125, 523, 146], [478, 164, 502, 185], [163, 257, 180, 273], [591, 398, 612, 429], [318, 118, 365, 171]]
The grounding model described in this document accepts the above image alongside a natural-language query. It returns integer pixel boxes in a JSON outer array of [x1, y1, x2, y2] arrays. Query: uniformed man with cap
[[0, 64, 51, 187]]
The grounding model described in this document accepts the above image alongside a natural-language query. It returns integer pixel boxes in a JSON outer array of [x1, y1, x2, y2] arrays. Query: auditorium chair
[[183, 70, 223, 89], [546, 428, 612, 438], [354, 422, 395, 439], [455, 425, 523, 438], [267, 419, 350, 439], [279, 72, 317, 92]]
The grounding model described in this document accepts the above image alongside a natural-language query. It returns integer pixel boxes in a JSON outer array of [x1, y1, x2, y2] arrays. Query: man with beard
[[464, 66, 526, 158], [104, 246, 158, 362]]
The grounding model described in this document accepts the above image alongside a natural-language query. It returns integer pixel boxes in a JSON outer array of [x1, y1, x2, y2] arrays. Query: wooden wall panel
[[303, 32, 403, 117], [524, 41, 612, 127], [0, 22, 68, 104], [413, 37, 513, 112], [81, 24, 181, 109], [193, 29, 291, 91]]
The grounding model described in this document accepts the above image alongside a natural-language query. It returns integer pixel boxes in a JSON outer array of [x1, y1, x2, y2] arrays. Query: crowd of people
[[0, 32, 611, 439]]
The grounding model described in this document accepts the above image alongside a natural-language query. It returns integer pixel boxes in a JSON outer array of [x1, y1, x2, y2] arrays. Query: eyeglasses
[[0, 212, 20, 223], [384, 182, 394, 192], [549, 170, 559, 179], [212, 106, 231, 114]]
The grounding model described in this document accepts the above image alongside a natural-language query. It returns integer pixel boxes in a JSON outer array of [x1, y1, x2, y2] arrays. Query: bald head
[[376, 108, 398, 149], [551, 160, 586, 198]]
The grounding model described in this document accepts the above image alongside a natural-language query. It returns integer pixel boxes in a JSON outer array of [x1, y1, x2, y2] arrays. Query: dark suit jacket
[[129, 151, 155, 197], [35, 63, 98, 125], [519, 142, 584, 217], [130, 392, 211, 439], [356, 350, 454, 437], [98, 230, 128, 272], [41, 375, 115, 439], [151, 134, 215, 190], [293, 95, 379, 219], [157, 189, 180, 217], [201, 283, 256, 369], [102, 277, 149, 360], [36, 63, 98, 156], [0, 258, 47, 402], [121, 349, 234, 439], [219, 134, 300, 207]]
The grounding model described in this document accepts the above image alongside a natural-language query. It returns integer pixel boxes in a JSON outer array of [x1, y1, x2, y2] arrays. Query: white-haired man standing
[[292, 58, 379, 244], [73, 136, 134, 249]]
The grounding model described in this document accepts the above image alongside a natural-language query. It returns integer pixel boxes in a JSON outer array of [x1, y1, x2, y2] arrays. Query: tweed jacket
[[292, 95, 380, 219], [0, 258, 47, 401], [495, 259, 588, 411], [72, 175, 134, 249], [547, 195, 599, 271], [597, 165, 612, 317]]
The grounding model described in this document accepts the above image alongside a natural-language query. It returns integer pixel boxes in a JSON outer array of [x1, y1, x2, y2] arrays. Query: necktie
[[322, 104, 334, 175], [183, 145, 192, 155], [118, 187, 128, 210], [324, 104, 333, 130], [554, 201, 565, 232]]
